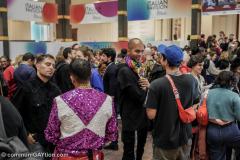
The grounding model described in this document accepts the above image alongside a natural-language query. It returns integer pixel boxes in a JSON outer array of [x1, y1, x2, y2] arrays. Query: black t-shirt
[[144, 74, 199, 149]]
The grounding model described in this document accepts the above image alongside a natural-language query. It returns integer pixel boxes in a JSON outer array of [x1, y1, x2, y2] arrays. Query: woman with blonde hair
[[12, 54, 24, 68], [216, 51, 230, 70]]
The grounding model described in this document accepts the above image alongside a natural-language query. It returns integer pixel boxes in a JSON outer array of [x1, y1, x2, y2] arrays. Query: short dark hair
[[63, 47, 72, 59], [151, 46, 158, 51], [36, 54, 55, 64], [23, 52, 35, 61], [212, 71, 239, 88], [118, 53, 125, 59], [162, 54, 181, 68], [192, 46, 199, 55], [69, 59, 91, 84], [102, 48, 116, 62], [201, 34, 205, 38], [0, 56, 11, 63], [187, 54, 204, 68], [72, 43, 79, 50], [209, 51, 216, 57], [121, 49, 127, 55]]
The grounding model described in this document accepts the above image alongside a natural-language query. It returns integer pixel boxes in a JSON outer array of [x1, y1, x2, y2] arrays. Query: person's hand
[[234, 54, 237, 58], [28, 134, 35, 145], [209, 119, 231, 126], [139, 78, 150, 91]]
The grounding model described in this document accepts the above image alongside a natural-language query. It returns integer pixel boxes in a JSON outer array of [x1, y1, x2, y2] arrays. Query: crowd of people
[[0, 34, 240, 160]]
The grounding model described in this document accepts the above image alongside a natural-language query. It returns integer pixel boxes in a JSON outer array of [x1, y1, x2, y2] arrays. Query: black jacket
[[148, 63, 166, 83], [11, 75, 61, 146], [53, 61, 74, 94], [117, 63, 148, 131]]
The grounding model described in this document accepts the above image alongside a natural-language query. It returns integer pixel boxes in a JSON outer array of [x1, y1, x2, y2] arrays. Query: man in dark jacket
[[54, 47, 76, 93], [101, 48, 119, 150], [13, 52, 36, 87], [117, 38, 149, 160], [11, 54, 61, 159]]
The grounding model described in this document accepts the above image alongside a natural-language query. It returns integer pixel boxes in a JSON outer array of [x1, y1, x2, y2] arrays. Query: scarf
[[124, 56, 144, 78]]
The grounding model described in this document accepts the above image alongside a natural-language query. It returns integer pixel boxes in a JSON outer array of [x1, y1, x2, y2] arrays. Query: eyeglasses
[[134, 49, 144, 53]]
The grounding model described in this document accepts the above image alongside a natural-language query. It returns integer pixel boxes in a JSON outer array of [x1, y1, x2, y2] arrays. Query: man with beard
[[101, 48, 119, 150], [12, 54, 61, 160], [117, 38, 149, 160]]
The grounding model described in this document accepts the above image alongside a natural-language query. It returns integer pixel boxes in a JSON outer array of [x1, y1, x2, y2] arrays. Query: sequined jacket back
[[45, 88, 118, 156]]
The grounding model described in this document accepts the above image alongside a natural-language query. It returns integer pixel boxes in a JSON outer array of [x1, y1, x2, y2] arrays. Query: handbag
[[165, 75, 196, 123], [0, 103, 30, 160], [197, 90, 209, 126]]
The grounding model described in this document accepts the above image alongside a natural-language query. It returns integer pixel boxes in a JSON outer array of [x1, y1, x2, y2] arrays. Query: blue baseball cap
[[157, 44, 167, 54], [161, 45, 183, 65]]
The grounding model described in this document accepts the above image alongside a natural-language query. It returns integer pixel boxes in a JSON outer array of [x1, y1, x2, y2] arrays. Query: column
[[190, 0, 202, 49], [56, 0, 72, 42], [118, 0, 128, 41], [0, 0, 9, 57]]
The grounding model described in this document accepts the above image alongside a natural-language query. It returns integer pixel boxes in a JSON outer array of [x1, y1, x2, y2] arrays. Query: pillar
[[190, 0, 202, 49], [0, 0, 9, 57], [56, 0, 72, 42], [118, 0, 128, 41]]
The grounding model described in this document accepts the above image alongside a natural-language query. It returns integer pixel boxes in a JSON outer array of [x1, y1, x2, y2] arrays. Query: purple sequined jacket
[[45, 88, 118, 156]]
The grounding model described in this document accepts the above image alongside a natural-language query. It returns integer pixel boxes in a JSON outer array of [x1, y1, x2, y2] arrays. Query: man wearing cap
[[144, 45, 199, 160]]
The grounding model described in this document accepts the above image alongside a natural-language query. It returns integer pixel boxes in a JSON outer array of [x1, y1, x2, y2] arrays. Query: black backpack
[[0, 103, 30, 160]]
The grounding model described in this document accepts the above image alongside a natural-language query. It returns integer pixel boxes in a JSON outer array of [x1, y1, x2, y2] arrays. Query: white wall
[[72, 22, 118, 42]]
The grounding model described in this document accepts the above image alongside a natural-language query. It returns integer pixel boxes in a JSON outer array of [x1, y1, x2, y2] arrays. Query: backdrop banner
[[127, 0, 192, 21], [7, 0, 58, 23], [202, 0, 240, 16], [70, 1, 118, 24]]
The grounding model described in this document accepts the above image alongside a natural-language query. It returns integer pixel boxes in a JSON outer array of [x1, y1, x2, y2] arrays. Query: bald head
[[128, 38, 144, 62], [128, 38, 144, 50]]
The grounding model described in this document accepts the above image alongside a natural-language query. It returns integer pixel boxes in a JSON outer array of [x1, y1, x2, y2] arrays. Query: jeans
[[122, 127, 148, 160], [207, 122, 240, 160]]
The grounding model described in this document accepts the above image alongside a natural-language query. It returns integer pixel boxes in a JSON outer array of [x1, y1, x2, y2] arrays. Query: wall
[[202, 15, 237, 39], [8, 20, 31, 40], [72, 22, 118, 42]]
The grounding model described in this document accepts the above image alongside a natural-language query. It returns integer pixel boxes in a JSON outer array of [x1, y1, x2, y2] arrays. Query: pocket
[[29, 93, 46, 109]]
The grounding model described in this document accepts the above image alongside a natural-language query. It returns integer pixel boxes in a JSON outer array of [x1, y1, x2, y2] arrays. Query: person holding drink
[[117, 38, 149, 160]]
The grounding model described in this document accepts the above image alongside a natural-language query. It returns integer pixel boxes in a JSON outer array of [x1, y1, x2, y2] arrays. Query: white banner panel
[[127, 0, 192, 21], [8, 0, 58, 23], [70, 1, 118, 24]]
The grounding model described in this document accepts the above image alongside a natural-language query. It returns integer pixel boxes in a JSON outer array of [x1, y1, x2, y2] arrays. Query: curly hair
[[212, 71, 239, 88], [187, 54, 204, 68]]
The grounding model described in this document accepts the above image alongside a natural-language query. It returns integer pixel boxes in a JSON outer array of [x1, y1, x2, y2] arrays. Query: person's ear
[[70, 75, 77, 87]]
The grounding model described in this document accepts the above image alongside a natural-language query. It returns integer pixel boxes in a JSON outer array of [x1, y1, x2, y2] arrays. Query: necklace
[[77, 85, 92, 89]]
